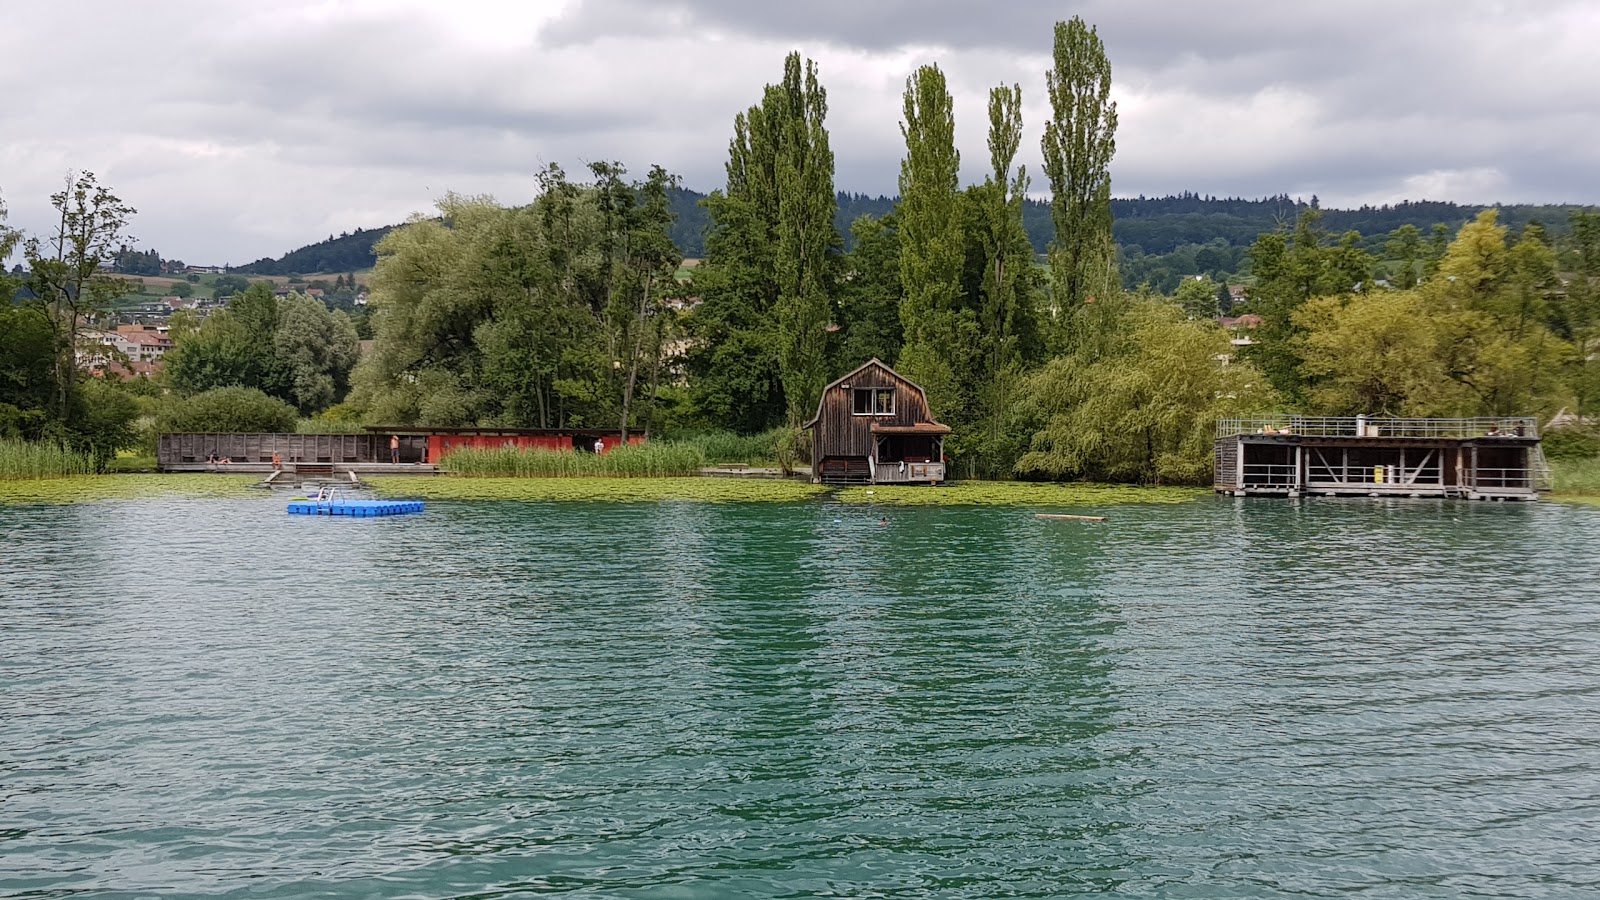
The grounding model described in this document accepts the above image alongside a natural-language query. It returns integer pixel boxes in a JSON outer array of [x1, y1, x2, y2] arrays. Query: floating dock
[[287, 499, 424, 517]]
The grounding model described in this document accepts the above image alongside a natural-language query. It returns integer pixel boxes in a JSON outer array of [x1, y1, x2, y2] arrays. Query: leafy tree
[[691, 52, 839, 432], [0, 306, 56, 440], [154, 386, 299, 433], [169, 281, 194, 298], [772, 53, 840, 426], [71, 378, 140, 471], [1015, 300, 1277, 483], [1173, 275, 1221, 319], [164, 283, 291, 401], [1295, 290, 1446, 415], [20, 171, 136, 423], [1041, 17, 1118, 353], [835, 213, 904, 368], [274, 292, 360, 413], [1240, 208, 1372, 399], [964, 81, 1044, 474], [896, 63, 971, 422], [211, 274, 251, 296]]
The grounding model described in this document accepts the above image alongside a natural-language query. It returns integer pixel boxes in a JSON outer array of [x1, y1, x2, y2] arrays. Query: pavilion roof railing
[[1217, 416, 1539, 440]]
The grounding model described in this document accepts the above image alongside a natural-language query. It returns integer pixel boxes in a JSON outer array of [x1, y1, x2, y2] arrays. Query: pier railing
[[1217, 416, 1539, 440]]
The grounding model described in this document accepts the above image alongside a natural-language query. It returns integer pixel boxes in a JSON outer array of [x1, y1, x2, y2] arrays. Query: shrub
[[1542, 428, 1600, 461], [154, 386, 299, 434]]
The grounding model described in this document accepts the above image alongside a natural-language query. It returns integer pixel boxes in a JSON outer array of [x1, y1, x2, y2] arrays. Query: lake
[[2, 494, 1598, 898]]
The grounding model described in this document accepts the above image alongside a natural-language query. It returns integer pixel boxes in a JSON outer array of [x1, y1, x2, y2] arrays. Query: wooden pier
[[1214, 417, 1549, 501]]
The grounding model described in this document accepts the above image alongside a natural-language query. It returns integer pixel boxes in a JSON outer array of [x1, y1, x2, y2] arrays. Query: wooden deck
[[1214, 417, 1547, 501], [162, 463, 440, 477]]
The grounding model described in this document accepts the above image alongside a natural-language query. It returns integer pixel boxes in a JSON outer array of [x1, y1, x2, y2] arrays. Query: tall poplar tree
[[1041, 17, 1118, 354], [896, 63, 970, 420], [773, 53, 839, 427], [692, 52, 837, 432], [977, 84, 1031, 416]]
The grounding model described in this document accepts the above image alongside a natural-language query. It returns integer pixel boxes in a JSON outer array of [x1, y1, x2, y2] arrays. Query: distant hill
[[234, 189, 1596, 290], [236, 225, 397, 276]]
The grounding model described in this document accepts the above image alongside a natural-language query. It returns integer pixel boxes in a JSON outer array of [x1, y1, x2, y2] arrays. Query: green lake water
[[2, 495, 1599, 898]]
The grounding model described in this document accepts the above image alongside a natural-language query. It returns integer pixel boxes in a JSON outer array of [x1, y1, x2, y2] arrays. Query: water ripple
[[1, 496, 1598, 897]]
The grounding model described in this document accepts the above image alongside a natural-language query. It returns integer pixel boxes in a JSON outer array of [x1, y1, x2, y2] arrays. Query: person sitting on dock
[[1485, 424, 1504, 436]]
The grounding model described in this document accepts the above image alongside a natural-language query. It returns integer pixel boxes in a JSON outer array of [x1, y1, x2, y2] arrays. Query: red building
[[369, 426, 646, 464]]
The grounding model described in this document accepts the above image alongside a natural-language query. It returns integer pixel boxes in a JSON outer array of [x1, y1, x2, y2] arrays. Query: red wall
[[428, 433, 645, 463]]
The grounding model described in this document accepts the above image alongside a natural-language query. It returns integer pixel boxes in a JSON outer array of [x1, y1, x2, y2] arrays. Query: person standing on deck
[[390, 434, 400, 464]]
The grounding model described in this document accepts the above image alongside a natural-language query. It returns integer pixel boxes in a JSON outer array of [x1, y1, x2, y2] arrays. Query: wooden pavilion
[[804, 359, 950, 485], [1214, 416, 1549, 500]]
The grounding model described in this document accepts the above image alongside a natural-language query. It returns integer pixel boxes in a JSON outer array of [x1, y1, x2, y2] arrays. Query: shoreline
[[2, 472, 1596, 507]]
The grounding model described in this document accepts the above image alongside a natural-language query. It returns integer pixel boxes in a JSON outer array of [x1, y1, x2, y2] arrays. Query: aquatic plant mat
[[370, 477, 1206, 506], [835, 482, 1205, 507], [0, 475, 258, 505], [371, 477, 826, 503]]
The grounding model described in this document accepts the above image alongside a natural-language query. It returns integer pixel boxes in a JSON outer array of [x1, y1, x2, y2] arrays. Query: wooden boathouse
[[805, 359, 950, 485], [1214, 416, 1549, 500]]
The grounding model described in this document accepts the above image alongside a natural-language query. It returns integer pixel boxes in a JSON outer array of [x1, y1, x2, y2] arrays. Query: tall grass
[[0, 440, 94, 481], [1551, 456, 1600, 497], [666, 429, 783, 466], [441, 443, 707, 478]]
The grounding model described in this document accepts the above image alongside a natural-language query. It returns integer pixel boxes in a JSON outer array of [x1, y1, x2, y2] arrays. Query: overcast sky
[[3, 0, 1597, 265]]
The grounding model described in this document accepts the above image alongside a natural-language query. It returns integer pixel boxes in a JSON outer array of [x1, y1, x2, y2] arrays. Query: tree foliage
[[1042, 17, 1118, 353]]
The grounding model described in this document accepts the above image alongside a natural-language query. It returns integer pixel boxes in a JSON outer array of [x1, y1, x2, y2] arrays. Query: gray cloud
[[1, 0, 1595, 265]]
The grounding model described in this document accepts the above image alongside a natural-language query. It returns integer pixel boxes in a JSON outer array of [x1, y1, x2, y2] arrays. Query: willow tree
[[896, 63, 970, 421], [1041, 17, 1118, 355]]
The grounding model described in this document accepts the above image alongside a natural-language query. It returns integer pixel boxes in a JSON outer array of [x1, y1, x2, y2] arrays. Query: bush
[[441, 443, 705, 478], [71, 379, 142, 471], [1542, 428, 1600, 461], [154, 386, 298, 434]]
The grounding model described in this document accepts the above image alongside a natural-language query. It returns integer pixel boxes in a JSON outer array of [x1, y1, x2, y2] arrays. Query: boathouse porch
[[1214, 417, 1549, 501]]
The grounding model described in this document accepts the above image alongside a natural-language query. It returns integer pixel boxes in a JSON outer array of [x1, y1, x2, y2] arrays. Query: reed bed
[[371, 476, 823, 503], [0, 440, 94, 481], [440, 443, 707, 478], [667, 429, 782, 466]]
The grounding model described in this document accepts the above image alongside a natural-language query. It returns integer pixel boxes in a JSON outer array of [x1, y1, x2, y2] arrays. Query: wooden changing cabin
[[1214, 416, 1549, 501], [805, 359, 950, 485]]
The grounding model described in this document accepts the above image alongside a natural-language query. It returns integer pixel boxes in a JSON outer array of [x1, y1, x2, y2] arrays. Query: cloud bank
[[2, 0, 1595, 263]]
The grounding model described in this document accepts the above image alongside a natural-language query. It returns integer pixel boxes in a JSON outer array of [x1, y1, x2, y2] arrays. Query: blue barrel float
[[287, 499, 424, 517]]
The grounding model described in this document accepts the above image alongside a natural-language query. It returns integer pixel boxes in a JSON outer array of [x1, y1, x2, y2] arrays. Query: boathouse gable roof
[[803, 358, 947, 431]]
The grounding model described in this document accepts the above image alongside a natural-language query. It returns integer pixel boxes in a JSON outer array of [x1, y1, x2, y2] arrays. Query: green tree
[[835, 213, 904, 368], [895, 63, 971, 421], [1041, 17, 1118, 353], [169, 281, 194, 298], [1295, 289, 1447, 415], [773, 52, 840, 426], [1015, 300, 1277, 483], [20, 171, 136, 423], [1240, 208, 1372, 399], [165, 283, 291, 400], [154, 386, 299, 433], [965, 81, 1042, 474], [274, 292, 360, 413], [1173, 275, 1221, 319]]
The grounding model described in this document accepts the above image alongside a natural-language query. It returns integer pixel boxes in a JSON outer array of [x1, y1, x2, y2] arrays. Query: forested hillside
[[237, 188, 1594, 293]]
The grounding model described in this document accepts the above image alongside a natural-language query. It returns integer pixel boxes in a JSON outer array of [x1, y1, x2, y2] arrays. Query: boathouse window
[[853, 387, 894, 416]]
